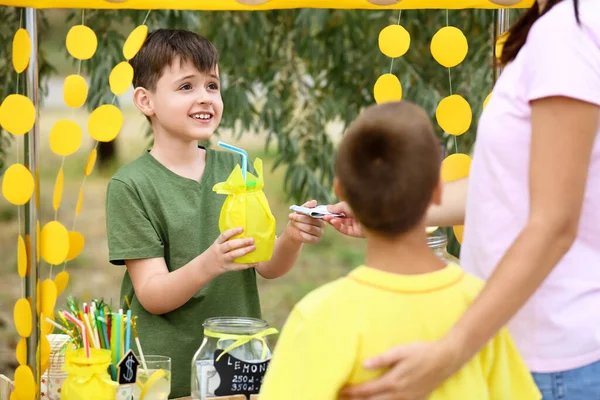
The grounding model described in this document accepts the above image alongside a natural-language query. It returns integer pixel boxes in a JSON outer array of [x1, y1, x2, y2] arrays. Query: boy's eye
[[179, 83, 192, 91], [208, 83, 219, 90]]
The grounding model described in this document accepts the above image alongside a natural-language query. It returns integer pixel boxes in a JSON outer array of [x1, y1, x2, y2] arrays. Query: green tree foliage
[[1, 7, 495, 207]]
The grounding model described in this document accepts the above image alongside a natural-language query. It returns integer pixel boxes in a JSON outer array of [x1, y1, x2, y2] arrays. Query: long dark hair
[[500, 0, 580, 65]]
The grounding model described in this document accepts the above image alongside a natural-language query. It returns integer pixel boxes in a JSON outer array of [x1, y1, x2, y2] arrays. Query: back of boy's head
[[335, 101, 441, 238], [130, 29, 219, 92]]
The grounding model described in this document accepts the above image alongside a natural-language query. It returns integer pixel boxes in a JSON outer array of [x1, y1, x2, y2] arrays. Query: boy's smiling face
[[139, 57, 224, 142]]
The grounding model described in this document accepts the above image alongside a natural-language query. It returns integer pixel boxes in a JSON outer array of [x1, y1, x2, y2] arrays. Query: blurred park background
[[0, 6, 509, 376]]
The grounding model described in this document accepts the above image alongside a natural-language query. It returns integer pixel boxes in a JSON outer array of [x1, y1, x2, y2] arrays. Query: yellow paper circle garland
[[66, 25, 98, 60], [436, 94, 472, 136], [0, 94, 36, 136], [374, 73, 403, 104], [12, 28, 32, 73], [378, 24, 410, 58], [430, 26, 468, 68]]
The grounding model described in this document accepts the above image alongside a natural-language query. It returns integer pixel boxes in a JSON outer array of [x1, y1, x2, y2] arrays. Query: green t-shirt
[[105, 148, 261, 398]]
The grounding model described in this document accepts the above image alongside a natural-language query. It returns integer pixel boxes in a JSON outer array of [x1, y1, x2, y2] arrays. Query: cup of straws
[[48, 297, 154, 400]]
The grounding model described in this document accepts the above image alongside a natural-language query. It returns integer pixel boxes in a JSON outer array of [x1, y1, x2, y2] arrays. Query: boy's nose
[[195, 90, 212, 105]]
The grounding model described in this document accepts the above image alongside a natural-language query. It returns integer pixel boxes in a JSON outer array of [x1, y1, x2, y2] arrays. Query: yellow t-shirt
[[260, 264, 541, 400]]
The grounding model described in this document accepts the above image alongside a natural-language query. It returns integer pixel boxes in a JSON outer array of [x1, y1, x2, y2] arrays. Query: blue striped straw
[[218, 141, 248, 181], [125, 309, 132, 354]]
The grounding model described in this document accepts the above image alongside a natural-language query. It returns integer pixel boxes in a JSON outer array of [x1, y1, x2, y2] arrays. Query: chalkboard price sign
[[213, 350, 270, 399]]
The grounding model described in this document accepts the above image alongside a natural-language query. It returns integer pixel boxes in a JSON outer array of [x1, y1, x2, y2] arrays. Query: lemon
[[139, 369, 170, 400]]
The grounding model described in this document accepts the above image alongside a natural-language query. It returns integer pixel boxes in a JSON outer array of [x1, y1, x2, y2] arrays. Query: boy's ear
[[133, 87, 155, 118], [333, 178, 345, 201], [430, 178, 443, 206]]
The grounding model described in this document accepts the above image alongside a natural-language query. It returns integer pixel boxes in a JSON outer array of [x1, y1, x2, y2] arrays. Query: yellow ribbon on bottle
[[204, 327, 279, 362]]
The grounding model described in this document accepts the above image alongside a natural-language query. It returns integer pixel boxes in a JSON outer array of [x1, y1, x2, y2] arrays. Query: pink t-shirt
[[461, 0, 600, 373]]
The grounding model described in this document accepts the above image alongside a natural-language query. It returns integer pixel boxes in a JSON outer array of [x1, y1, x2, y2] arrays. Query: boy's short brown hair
[[130, 29, 219, 91], [335, 101, 441, 237]]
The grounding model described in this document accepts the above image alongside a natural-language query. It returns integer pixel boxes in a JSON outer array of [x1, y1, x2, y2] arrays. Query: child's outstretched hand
[[285, 200, 325, 244], [323, 202, 365, 238], [204, 227, 258, 276]]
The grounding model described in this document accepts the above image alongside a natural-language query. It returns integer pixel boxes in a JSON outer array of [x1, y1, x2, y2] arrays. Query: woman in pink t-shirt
[[327, 0, 600, 399]]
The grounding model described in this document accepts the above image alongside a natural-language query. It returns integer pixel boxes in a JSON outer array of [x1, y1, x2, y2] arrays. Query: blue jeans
[[532, 360, 600, 400]]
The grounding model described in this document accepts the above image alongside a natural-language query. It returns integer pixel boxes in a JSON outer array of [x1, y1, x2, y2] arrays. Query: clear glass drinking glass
[[134, 355, 171, 400]]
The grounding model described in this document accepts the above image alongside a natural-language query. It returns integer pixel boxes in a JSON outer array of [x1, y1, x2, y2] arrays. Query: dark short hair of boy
[[130, 29, 219, 91], [335, 101, 441, 237]]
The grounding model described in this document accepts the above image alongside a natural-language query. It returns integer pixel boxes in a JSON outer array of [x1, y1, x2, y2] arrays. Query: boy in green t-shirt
[[105, 29, 324, 398]]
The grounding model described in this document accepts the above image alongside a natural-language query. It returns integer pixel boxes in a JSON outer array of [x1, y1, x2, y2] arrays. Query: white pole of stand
[[24, 6, 40, 389], [494, 8, 511, 80]]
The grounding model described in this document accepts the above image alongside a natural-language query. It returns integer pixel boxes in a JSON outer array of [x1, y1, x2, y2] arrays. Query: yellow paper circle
[[495, 31, 509, 59], [18, 235, 27, 278], [88, 105, 123, 142], [12, 28, 32, 73], [85, 148, 97, 176], [378, 24, 410, 58], [441, 153, 472, 183], [0, 94, 36, 135], [430, 26, 468, 68], [41, 279, 58, 318], [52, 167, 64, 212], [14, 365, 36, 400], [14, 298, 32, 338], [16, 337, 27, 365], [453, 225, 464, 244], [54, 271, 70, 295], [41, 221, 70, 265], [436, 95, 472, 136], [63, 74, 88, 108], [38, 334, 50, 375], [109, 61, 134, 96], [483, 92, 492, 109], [41, 313, 55, 335], [50, 120, 82, 157], [76, 189, 84, 216], [374, 74, 402, 104], [123, 25, 149, 60], [66, 231, 85, 261], [2, 163, 34, 205], [66, 25, 98, 60]]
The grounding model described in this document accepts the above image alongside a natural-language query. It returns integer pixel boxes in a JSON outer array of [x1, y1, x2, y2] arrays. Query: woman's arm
[[448, 95, 598, 365], [426, 177, 468, 227], [339, 96, 599, 400], [325, 178, 469, 237]]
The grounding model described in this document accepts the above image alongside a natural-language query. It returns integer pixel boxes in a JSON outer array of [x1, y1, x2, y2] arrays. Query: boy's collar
[[347, 263, 464, 293]]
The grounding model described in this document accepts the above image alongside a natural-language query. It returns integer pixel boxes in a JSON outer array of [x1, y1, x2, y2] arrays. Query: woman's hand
[[339, 338, 461, 400]]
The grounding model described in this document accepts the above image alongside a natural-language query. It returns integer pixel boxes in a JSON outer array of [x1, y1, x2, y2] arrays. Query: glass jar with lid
[[191, 317, 277, 400], [428, 230, 460, 265]]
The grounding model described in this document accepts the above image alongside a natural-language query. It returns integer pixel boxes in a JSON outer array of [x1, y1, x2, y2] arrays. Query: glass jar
[[191, 317, 276, 400], [428, 230, 460, 265]]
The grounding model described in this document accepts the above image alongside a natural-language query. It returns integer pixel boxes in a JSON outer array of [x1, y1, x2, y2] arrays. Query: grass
[[0, 107, 365, 377]]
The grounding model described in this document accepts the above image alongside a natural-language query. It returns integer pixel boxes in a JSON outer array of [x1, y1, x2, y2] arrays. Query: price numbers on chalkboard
[[213, 350, 270, 399]]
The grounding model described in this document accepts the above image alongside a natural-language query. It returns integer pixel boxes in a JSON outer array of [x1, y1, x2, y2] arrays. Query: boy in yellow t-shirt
[[260, 101, 541, 400]]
